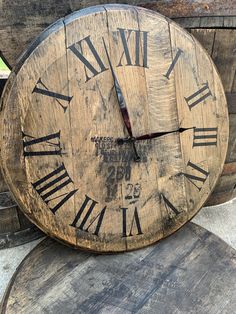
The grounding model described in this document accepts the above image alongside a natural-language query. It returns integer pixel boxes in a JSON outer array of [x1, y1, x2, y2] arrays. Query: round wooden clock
[[0, 4, 229, 252]]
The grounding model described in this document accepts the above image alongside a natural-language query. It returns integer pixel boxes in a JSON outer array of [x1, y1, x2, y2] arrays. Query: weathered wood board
[[1, 222, 236, 314], [0, 0, 235, 68]]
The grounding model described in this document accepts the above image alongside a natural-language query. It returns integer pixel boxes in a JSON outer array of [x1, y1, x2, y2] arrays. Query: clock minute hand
[[103, 38, 140, 162], [117, 127, 193, 145], [102, 38, 133, 138]]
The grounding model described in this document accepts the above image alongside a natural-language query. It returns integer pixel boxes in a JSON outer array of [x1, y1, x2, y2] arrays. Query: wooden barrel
[[0, 1, 235, 206], [1, 222, 236, 314], [0, 79, 43, 249]]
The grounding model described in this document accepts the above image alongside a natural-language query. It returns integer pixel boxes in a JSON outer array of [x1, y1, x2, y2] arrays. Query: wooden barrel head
[[0, 0, 235, 68], [0, 5, 228, 252], [1, 222, 236, 314]]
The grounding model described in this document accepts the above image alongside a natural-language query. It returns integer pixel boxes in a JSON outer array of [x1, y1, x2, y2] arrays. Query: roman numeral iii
[[33, 78, 73, 113], [69, 35, 108, 82], [22, 131, 61, 157], [181, 161, 209, 191], [32, 164, 78, 214], [70, 195, 106, 236], [117, 28, 148, 68], [121, 207, 143, 237], [185, 82, 212, 110], [193, 127, 218, 147]]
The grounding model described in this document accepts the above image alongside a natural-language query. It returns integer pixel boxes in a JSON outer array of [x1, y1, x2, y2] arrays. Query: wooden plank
[[0, 1, 236, 68], [1, 223, 236, 314]]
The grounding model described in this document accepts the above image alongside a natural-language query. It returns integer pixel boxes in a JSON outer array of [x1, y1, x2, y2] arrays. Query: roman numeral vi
[[122, 207, 143, 237]]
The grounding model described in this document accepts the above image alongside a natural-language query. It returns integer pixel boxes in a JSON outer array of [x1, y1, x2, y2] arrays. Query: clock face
[[0, 5, 228, 252]]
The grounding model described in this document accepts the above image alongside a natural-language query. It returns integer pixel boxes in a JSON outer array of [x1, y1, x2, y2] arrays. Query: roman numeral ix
[[32, 164, 78, 214], [193, 127, 218, 147], [70, 195, 106, 236], [122, 207, 143, 237], [181, 161, 209, 191], [22, 131, 61, 157], [117, 28, 148, 68], [68, 35, 108, 82], [185, 82, 212, 110], [33, 78, 73, 113]]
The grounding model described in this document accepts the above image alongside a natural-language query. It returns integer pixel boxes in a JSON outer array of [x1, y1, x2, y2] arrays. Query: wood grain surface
[[0, 81, 43, 249], [1, 5, 228, 251], [0, 0, 235, 68], [0, 5, 228, 252], [1, 222, 236, 314]]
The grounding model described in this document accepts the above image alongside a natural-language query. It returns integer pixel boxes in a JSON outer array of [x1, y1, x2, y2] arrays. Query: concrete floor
[[0, 199, 235, 303]]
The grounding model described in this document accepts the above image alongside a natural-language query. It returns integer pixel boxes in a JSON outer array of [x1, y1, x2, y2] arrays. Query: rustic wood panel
[[0, 1, 235, 68], [0, 5, 228, 252], [1, 222, 236, 314]]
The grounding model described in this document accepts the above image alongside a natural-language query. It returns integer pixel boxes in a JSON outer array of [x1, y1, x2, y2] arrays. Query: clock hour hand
[[117, 127, 193, 145], [103, 38, 140, 162]]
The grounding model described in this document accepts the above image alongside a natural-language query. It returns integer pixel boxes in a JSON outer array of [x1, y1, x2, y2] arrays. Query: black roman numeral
[[32, 78, 73, 113], [32, 164, 78, 214], [117, 28, 148, 68], [68, 36, 108, 82], [181, 161, 209, 191], [161, 194, 181, 216], [193, 127, 218, 147], [70, 195, 106, 236], [185, 82, 212, 110], [22, 131, 61, 157], [122, 207, 143, 237], [164, 48, 183, 79]]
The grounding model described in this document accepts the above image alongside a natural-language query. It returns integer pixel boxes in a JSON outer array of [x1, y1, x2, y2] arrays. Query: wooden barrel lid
[[0, 5, 229, 252], [1, 222, 236, 314], [0, 0, 235, 68]]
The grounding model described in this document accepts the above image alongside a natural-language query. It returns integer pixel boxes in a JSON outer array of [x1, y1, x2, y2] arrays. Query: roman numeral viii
[[185, 82, 212, 110], [32, 164, 78, 214], [193, 127, 218, 147], [22, 131, 61, 157], [122, 207, 143, 237], [68, 36, 108, 82], [117, 28, 148, 68], [33, 78, 73, 113], [181, 161, 209, 191], [70, 195, 106, 236]]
